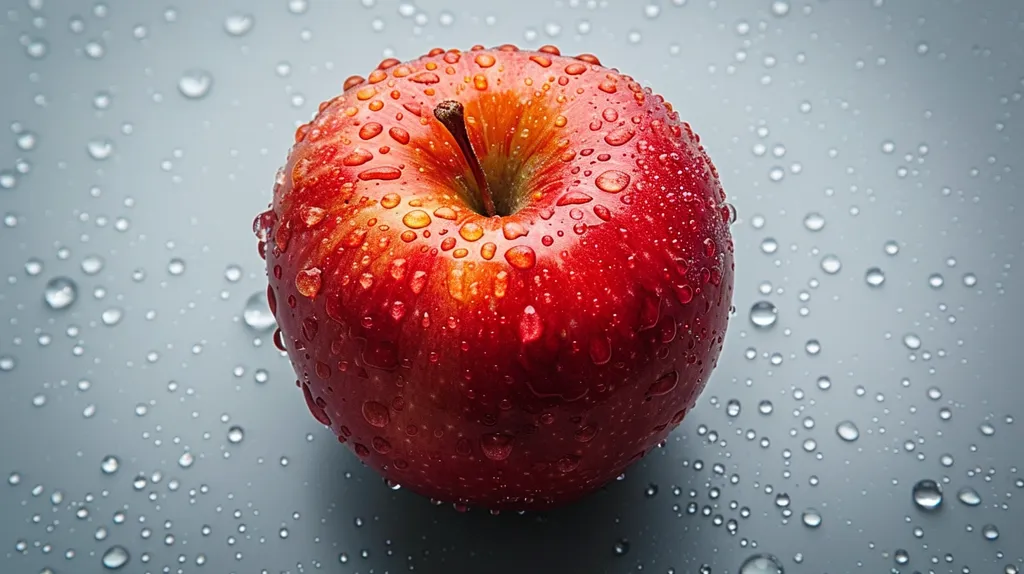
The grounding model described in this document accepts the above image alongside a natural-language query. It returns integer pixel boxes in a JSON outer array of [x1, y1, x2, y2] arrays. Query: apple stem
[[433, 100, 498, 218]]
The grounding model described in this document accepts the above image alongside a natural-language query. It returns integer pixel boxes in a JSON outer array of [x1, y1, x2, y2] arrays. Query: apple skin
[[256, 44, 734, 510]]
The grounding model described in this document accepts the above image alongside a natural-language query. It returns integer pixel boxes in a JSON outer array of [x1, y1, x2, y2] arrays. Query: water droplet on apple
[[519, 305, 543, 343], [302, 383, 331, 426], [588, 335, 612, 365], [648, 371, 678, 397], [505, 245, 536, 269], [362, 401, 390, 428], [480, 433, 514, 461], [595, 170, 630, 193], [402, 210, 431, 229], [296, 268, 322, 298], [556, 455, 581, 472]]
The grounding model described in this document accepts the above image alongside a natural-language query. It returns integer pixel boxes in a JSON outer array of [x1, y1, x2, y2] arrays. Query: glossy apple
[[255, 44, 734, 510]]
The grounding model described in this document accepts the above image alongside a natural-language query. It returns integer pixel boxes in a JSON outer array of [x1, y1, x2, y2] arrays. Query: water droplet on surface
[[81, 254, 104, 275], [865, 267, 885, 287], [884, 240, 899, 255], [595, 170, 630, 193], [962, 272, 977, 287], [820, 254, 842, 275], [981, 524, 999, 540], [224, 14, 254, 36], [168, 258, 186, 276], [519, 305, 543, 343], [101, 545, 129, 569], [178, 69, 214, 99], [803, 212, 825, 231], [361, 401, 390, 428], [613, 538, 630, 556], [740, 553, 784, 574], [100, 455, 119, 475], [288, 0, 309, 14], [227, 426, 244, 444], [770, 0, 790, 17], [956, 487, 981, 506], [928, 273, 944, 289], [178, 452, 194, 469], [225, 264, 243, 282], [44, 277, 77, 309], [801, 508, 822, 528], [835, 421, 859, 441], [101, 307, 123, 326], [87, 138, 115, 160], [760, 237, 778, 254], [903, 333, 922, 350], [243, 291, 276, 331], [894, 549, 909, 565], [912, 479, 943, 510], [726, 399, 741, 417], [749, 301, 778, 328]]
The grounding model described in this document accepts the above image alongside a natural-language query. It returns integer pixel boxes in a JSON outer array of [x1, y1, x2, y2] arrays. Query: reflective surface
[[1, 1, 1022, 572]]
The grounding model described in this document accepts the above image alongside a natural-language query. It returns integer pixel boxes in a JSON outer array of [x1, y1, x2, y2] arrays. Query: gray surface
[[1, 0, 1022, 573]]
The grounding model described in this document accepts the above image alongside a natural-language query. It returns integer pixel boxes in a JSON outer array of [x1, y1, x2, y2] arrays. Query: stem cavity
[[433, 100, 497, 218]]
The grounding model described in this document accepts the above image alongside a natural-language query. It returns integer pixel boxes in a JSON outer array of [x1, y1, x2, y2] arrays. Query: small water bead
[[903, 333, 922, 350], [912, 479, 943, 510], [820, 255, 842, 275], [928, 273, 945, 289], [178, 452, 194, 469], [726, 399, 741, 417], [739, 553, 784, 574], [178, 70, 214, 99], [224, 265, 243, 282], [962, 272, 978, 287], [101, 545, 129, 569], [758, 400, 774, 415], [44, 277, 77, 309], [25, 258, 43, 276], [940, 453, 955, 467], [167, 258, 186, 276], [803, 212, 825, 231], [982, 524, 1000, 540], [835, 421, 859, 442], [288, 0, 309, 14], [81, 255, 104, 275], [884, 240, 900, 255], [865, 267, 885, 287], [801, 508, 822, 528], [979, 422, 996, 436], [939, 407, 952, 421], [223, 14, 254, 36], [894, 549, 910, 565], [749, 301, 778, 328], [816, 375, 832, 390], [254, 369, 269, 384], [243, 291, 276, 331], [87, 138, 115, 160], [957, 487, 981, 506], [804, 339, 821, 355], [227, 426, 244, 444], [613, 538, 630, 556], [760, 237, 778, 254]]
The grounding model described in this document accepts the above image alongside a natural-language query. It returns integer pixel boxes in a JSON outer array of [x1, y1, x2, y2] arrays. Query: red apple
[[255, 44, 734, 510]]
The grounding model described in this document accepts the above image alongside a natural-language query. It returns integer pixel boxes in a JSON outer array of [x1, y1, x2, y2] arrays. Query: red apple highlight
[[255, 44, 735, 510]]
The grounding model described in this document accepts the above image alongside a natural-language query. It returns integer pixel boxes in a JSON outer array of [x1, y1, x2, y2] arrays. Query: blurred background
[[1, 0, 1022, 572]]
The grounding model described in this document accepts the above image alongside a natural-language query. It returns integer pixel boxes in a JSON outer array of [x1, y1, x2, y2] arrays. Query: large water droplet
[[835, 421, 859, 442], [44, 277, 78, 309], [749, 301, 778, 328], [100, 455, 120, 475], [224, 14, 254, 36], [739, 553, 784, 574], [480, 433, 514, 461], [227, 426, 245, 444], [178, 69, 214, 99], [912, 479, 943, 510], [801, 508, 822, 528], [981, 524, 1000, 540], [865, 267, 885, 287], [101, 545, 130, 569], [820, 254, 842, 275], [243, 291, 276, 331]]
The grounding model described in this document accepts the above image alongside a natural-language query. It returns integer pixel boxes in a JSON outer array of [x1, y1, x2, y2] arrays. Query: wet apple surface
[[257, 45, 735, 509]]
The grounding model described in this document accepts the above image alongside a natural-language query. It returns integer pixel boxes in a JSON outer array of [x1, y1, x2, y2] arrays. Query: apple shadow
[[306, 437, 720, 574]]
